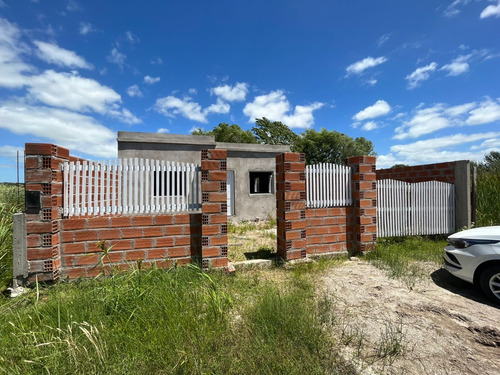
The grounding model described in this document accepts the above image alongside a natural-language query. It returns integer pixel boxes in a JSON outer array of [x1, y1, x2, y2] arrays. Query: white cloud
[[443, 0, 471, 17], [125, 31, 139, 44], [466, 99, 500, 125], [394, 99, 500, 140], [188, 88, 197, 95], [378, 132, 500, 168], [127, 84, 143, 98], [346, 56, 388, 76], [150, 57, 163, 65], [144, 75, 160, 84], [34, 40, 93, 69], [480, 1, 500, 18], [106, 104, 141, 125], [377, 34, 390, 47], [405, 62, 438, 89], [243, 90, 323, 128], [0, 145, 24, 158], [79, 22, 97, 35], [362, 121, 379, 131], [154, 96, 207, 123], [353, 100, 391, 121], [0, 18, 32, 88], [441, 54, 471, 76], [66, 0, 81, 12], [157, 128, 169, 134], [0, 103, 117, 158], [205, 98, 230, 115], [107, 48, 126, 67], [211, 82, 248, 102]]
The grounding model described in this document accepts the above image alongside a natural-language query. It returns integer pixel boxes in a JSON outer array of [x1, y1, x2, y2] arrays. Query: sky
[[0, 0, 500, 182]]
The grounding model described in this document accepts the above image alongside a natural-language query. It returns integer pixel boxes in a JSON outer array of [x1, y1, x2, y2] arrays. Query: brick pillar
[[347, 156, 377, 253], [25, 143, 69, 281], [200, 149, 228, 269], [276, 152, 307, 260]]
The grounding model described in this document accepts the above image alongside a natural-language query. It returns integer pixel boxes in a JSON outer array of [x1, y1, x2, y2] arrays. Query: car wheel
[[479, 266, 500, 304]]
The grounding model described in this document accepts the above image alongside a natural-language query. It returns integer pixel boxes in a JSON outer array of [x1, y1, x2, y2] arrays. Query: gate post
[[347, 156, 377, 254], [24, 143, 70, 282], [276, 152, 307, 260], [200, 149, 228, 269]]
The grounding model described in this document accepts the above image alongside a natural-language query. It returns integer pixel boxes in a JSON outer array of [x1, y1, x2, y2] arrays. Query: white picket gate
[[377, 179, 455, 237], [62, 158, 201, 217], [306, 163, 352, 208]]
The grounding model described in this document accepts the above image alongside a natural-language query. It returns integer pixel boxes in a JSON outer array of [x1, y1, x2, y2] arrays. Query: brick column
[[200, 149, 228, 269], [347, 156, 377, 253], [276, 152, 307, 260], [24, 143, 69, 281]]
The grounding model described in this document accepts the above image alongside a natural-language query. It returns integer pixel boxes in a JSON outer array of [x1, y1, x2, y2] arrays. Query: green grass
[[476, 169, 500, 227], [0, 183, 24, 292], [0, 264, 353, 375], [365, 236, 446, 288]]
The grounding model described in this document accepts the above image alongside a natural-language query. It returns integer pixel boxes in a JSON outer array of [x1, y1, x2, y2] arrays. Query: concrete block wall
[[276, 153, 377, 258]]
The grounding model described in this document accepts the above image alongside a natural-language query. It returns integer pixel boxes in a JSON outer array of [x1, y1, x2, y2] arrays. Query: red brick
[[209, 171, 227, 181], [210, 235, 227, 246], [147, 248, 167, 259], [155, 215, 174, 225], [201, 160, 220, 170], [290, 220, 306, 230], [99, 229, 121, 240], [175, 236, 191, 246], [202, 224, 220, 236], [102, 252, 124, 263], [111, 216, 133, 227], [284, 191, 302, 201], [291, 239, 306, 248], [209, 214, 227, 224], [209, 192, 226, 202], [314, 227, 329, 235], [155, 259, 174, 269], [133, 216, 153, 226], [174, 214, 190, 224], [285, 211, 300, 220], [284, 172, 303, 181], [27, 235, 41, 248], [202, 246, 220, 257], [156, 237, 174, 247], [211, 258, 228, 268], [289, 181, 305, 191], [27, 248, 53, 260], [76, 254, 99, 266], [202, 203, 221, 213], [134, 238, 154, 249], [323, 217, 337, 225], [282, 152, 301, 162], [209, 149, 227, 159], [87, 217, 110, 229], [202, 181, 221, 192], [27, 222, 52, 234], [25, 143, 54, 155], [308, 236, 322, 245], [284, 231, 302, 240], [63, 242, 86, 254], [65, 267, 86, 279], [169, 247, 188, 257], [124, 250, 145, 261], [122, 228, 143, 238], [165, 225, 184, 235], [109, 240, 133, 251], [74, 230, 98, 242], [323, 235, 337, 243], [62, 255, 75, 267], [143, 227, 163, 237], [25, 156, 39, 169]]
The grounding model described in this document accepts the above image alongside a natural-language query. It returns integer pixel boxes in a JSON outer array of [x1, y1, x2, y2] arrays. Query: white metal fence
[[306, 163, 352, 208], [63, 158, 201, 217], [377, 179, 455, 237]]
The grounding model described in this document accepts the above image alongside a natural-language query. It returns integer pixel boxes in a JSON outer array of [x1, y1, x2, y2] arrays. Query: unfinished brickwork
[[276, 153, 377, 258], [376, 161, 457, 184], [200, 149, 228, 269]]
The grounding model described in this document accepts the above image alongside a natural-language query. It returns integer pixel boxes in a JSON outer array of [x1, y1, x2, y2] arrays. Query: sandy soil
[[321, 260, 500, 375]]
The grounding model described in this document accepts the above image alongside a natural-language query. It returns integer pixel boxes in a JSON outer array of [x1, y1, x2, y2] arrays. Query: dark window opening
[[249, 171, 273, 194], [153, 171, 185, 196]]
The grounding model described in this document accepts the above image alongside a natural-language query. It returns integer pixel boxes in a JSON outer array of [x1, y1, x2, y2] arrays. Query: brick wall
[[376, 161, 457, 183], [24, 143, 227, 281], [276, 153, 377, 258]]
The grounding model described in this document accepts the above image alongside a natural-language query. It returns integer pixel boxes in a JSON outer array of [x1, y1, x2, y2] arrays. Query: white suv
[[443, 226, 500, 304]]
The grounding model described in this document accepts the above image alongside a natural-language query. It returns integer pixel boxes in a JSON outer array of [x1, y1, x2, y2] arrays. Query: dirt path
[[321, 260, 500, 374]]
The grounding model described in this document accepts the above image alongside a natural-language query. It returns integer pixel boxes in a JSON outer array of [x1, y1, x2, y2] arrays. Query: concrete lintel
[[117, 131, 216, 146], [216, 142, 291, 153]]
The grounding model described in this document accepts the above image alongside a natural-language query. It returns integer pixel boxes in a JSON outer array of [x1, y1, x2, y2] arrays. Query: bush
[[476, 170, 500, 226]]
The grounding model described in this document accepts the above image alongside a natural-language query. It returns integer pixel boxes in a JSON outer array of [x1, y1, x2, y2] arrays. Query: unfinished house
[[117, 131, 290, 221]]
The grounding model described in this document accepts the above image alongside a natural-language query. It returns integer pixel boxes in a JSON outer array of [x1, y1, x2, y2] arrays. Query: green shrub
[[476, 170, 500, 227]]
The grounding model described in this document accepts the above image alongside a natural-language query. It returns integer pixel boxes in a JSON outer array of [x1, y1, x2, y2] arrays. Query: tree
[[192, 123, 256, 144], [484, 151, 500, 171], [294, 128, 375, 165], [252, 117, 299, 146]]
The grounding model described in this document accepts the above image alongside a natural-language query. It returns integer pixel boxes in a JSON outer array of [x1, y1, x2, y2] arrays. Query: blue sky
[[1, 0, 500, 181]]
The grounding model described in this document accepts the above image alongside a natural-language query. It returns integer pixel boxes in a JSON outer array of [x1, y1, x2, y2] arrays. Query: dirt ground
[[321, 260, 500, 374]]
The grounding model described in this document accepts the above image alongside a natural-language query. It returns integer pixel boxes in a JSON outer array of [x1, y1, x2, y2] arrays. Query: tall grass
[[0, 265, 352, 374], [476, 169, 500, 227], [0, 183, 24, 291]]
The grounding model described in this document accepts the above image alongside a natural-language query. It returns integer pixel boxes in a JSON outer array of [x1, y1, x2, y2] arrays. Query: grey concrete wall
[[454, 160, 471, 230], [13, 212, 28, 287]]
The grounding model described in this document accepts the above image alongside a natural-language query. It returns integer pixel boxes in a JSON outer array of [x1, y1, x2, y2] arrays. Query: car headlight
[[448, 239, 499, 248]]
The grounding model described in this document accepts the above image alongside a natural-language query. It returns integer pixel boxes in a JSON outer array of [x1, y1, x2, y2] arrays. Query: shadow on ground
[[244, 247, 278, 260], [431, 268, 499, 308]]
